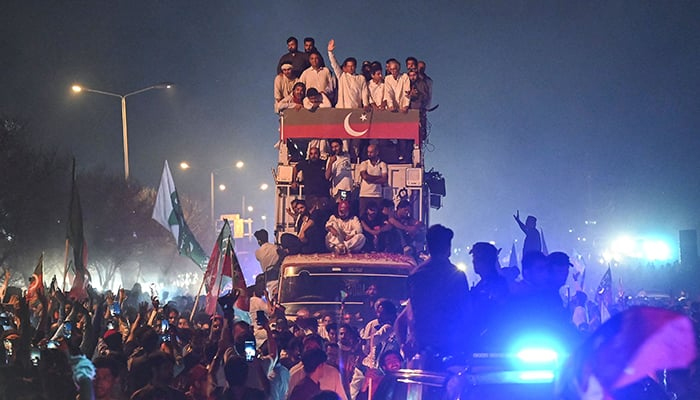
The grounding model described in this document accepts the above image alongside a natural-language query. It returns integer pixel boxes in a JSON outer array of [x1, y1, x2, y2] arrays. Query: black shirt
[[297, 159, 329, 197]]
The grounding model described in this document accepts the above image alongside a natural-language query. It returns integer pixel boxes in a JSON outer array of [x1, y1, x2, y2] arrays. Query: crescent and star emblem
[[343, 112, 369, 137]]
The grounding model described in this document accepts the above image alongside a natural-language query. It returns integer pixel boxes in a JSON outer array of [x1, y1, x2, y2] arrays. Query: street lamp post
[[210, 161, 244, 229], [71, 82, 173, 180]]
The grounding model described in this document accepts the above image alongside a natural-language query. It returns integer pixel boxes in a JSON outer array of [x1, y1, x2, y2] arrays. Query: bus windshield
[[279, 270, 408, 305]]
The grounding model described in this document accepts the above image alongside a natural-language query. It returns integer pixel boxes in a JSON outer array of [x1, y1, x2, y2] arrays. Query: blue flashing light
[[516, 348, 559, 364], [517, 370, 555, 383]]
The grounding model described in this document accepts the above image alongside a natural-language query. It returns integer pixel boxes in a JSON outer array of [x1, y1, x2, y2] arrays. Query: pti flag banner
[[152, 161, 208, 268], [281, 108, 420, 143]]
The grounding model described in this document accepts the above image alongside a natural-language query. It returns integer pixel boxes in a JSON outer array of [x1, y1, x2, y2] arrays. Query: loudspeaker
[[679, 229, 698, 265]]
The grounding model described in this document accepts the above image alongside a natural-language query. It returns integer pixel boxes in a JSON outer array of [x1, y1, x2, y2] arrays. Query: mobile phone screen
[[244, 340, 256, 361], [256, 310, 268, 326], [63, 322, 72, 339], [161, 319, 169, 333]]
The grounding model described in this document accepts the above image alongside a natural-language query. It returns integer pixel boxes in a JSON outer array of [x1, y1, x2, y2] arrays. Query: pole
[[210, 171, 215, 230], [190, 273, 207, 321], [62, 239, 70, 291], [121, 97, 129, 180]]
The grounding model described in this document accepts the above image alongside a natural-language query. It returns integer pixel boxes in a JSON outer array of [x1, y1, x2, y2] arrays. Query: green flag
[[152, 160, 207, 267]]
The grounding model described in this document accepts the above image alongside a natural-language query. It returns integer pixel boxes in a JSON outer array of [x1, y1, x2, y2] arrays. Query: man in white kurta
[[327, 39, 369, 109], [325, 201, 366, 254], [384, 59, 410, 112], [300, 51, 335, 100]]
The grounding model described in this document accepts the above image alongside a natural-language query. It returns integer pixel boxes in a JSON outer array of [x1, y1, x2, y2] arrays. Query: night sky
[[3, 1, 699, 264]]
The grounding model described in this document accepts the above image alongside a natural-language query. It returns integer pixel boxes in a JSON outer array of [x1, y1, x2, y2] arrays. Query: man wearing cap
[[547, 251, 573, 295], [470, 242, 509, 335], [277, 36, 310, 78], [325, 201, 365, 254], [300, 51, 335, 101], [274, 62, 299, 111], [513, 210, 542, 256], [406, 225, 471, 369]]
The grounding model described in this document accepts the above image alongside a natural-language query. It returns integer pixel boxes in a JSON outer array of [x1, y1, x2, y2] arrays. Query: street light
[[71, 82, 174, 180]]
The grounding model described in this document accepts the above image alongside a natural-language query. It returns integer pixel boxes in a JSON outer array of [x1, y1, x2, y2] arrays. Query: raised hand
[[327, 39, 335, 52]]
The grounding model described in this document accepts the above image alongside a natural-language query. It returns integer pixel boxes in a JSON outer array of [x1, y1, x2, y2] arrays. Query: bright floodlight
[[247, 205, 254, 212], [260, 183, 269, 190], [235, 161, 244, 169], [72, 85, 83, 92], [218, 184, 226, 191], [455, 262, 468, 272], [179, 162, 190, 170], [643, 240, 671, 261], [261, 215, 267, 220]]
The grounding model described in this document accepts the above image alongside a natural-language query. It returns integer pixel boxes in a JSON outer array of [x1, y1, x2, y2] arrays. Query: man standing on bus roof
[[406, 224, 471, 369], [325, 139, 353, 200], [358, 144, 388, 217]]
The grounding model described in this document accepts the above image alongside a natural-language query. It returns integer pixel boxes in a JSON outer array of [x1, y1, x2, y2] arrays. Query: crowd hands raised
[[2, 214, 700, 400], [0, 263, 411, 400], [274, 36, 432, 114]]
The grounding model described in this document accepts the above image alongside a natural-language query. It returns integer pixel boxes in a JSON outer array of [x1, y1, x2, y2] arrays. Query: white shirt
[[255, 242, 280, 271], [287, 362, 348, 400], [384, 73, 410, 109], [274, 74, 298, 106], [328, 50, 369, 108], [326, 215, 363, 238], [327, 153, 353, 195], [300, 66, 335, 98], [368, 80, 394, 109], [358, 159, 387, 197], [303, 93, 332, 110]]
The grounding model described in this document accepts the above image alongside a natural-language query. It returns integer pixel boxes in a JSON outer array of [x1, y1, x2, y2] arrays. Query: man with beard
[[325, 201, 366, 254], [274, 63, 299, 111], [324, 139, 353, 201], [293, 146, 331, 207], [277, 36, 310, 78]]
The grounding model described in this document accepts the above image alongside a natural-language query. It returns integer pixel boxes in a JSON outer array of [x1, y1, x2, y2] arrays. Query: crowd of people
[[274, 36, 432, 163], [273, 36, 432, 116], [1, 217, 700, 400]]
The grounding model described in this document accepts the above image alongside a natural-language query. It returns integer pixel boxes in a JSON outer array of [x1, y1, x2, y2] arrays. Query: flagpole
[[62, 238, 70, 291], [190, 272, 207, 321]]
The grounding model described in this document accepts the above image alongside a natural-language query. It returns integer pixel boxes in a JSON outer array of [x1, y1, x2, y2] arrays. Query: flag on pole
[[67, 159, 88, 276], [508, 242, 518, 268], [540, 228, 549, 256], [598, 266, 613, 323], [204, 221, 231, 315], [152, 161, 207, 268], [597, 267, 612, 296], [26, 253, 45, 307]]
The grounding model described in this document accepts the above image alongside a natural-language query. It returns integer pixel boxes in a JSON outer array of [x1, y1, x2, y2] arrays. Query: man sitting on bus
[[325, 201, 365, 254]]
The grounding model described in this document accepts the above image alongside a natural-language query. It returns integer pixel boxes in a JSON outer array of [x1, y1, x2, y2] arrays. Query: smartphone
[[29, 347, 40, 367], [160, 333, 171, 343], [110, 302, 121, 317], [106, 321, 115, 330], [160, 319, 169, 333], [63, 321, 72, 339], [244, 340, 256, 362], [46, 340, 59, 350], [256, 310, 269, 326]]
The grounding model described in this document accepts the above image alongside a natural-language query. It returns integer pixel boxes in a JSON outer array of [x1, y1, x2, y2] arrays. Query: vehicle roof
[[281, 252, 417, 268]]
